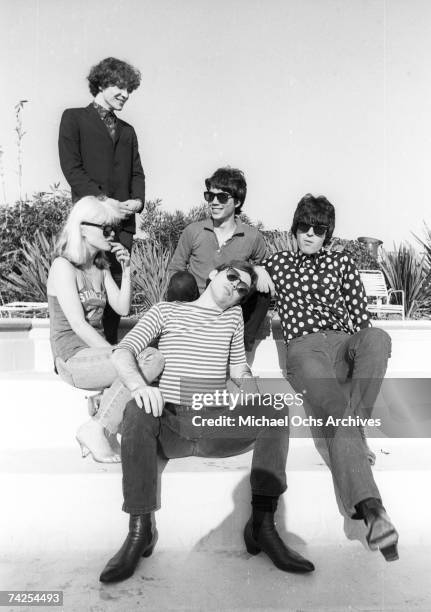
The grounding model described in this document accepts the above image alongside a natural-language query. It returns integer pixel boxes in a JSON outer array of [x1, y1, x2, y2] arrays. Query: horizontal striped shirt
[[117, 302, 246, 404]]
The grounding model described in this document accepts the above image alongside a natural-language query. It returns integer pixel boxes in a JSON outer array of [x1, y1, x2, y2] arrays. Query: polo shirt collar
[[202, 217, 246, 236]]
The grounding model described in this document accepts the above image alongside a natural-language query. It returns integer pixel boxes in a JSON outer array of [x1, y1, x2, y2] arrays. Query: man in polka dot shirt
[[255, 194, 399, 563]]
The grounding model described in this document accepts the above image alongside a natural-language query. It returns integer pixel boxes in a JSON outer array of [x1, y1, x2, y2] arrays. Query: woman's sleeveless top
[[48, 267, 107, 362]]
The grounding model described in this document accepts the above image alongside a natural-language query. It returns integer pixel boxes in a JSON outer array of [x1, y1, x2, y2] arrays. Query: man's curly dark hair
[[87, 57, 141, 97]]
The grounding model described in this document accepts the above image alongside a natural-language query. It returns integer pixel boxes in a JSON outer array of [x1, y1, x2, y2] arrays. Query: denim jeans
[[285, 327, 391, 518], [121, 398, 290, 514], [56, 346, 165, 434], [241, 290, 271, 351]]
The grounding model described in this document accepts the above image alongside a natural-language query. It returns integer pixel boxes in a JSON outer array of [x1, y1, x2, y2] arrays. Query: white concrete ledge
[[2, 315, 431, 375]]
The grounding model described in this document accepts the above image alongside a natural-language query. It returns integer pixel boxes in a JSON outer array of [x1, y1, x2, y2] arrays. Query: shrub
[[0, 187, 72, 302], [131, 239, 174, 313], [262, 230, 297, 254], [379, 243, 431, 318], [1, 230, 55, 302]]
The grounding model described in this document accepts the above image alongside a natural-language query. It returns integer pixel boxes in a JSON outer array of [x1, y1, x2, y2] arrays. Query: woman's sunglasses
[[81, 222, 115, 238], [204, 191, 233, 205], [297, 221, 328, 237], [225, 267, 250, 297]]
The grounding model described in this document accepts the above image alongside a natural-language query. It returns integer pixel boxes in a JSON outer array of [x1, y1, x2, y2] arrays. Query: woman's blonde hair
[[55, 196, 124, 268]]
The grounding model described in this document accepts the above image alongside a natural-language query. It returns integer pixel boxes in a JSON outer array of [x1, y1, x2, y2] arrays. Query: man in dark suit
[[59, 57, 145, 343]]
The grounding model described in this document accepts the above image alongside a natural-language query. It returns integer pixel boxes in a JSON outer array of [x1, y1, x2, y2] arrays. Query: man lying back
[[100, 260, 314, 583]]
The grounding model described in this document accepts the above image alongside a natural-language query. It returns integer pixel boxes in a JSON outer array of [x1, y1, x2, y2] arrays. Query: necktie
[[104, 111, 116, 141]]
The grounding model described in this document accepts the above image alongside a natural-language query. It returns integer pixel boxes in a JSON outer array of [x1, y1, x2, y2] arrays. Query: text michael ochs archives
[[189, 390, 381, 428]]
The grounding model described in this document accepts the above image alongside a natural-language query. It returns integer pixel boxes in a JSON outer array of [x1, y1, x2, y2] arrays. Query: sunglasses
[[297, 221, 328, 237], [81, 222, 115, 238], [225, 267, 250, 297], [204, 191, 233, 205]]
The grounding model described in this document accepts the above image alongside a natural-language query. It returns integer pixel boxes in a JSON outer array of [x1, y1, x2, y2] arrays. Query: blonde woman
[[47, 196, 164, 462]]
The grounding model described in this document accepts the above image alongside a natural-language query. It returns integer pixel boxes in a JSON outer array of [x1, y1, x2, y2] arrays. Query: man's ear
[[208, 269, 218, 281]]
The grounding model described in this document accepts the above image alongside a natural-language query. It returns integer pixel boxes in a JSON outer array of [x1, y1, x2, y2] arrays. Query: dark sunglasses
[[204, 191, 233, 205], [297, 221, 328, 237], [225, 267, 250, 297], [81, 222, 115, 238]]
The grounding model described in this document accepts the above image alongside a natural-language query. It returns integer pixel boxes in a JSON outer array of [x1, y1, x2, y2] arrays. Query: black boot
[[356, 498, 399, 562], [99, 514, 157, 583], [244, 510, 315, 573]]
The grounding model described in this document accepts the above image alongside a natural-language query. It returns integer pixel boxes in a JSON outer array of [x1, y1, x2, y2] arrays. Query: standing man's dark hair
[[59, 57, 146, 344]]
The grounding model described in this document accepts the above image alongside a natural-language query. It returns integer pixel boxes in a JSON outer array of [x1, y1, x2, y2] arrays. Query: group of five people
[[48, 56, 399, 584]]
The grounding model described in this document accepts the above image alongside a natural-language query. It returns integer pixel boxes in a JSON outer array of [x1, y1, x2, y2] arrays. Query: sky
[[1, 0, 431, 248]]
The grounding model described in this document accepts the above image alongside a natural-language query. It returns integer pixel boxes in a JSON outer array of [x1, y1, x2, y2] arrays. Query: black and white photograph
[[1, 1, 430, 610]]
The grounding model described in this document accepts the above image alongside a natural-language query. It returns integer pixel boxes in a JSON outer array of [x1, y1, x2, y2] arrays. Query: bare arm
[[48, 257, 111, 348]]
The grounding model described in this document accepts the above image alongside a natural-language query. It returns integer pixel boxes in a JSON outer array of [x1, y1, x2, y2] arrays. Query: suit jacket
[[58, 104, 146, 235]]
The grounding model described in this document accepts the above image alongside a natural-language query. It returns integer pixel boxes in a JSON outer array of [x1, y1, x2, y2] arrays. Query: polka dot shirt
[[263, 250, 371, 344]]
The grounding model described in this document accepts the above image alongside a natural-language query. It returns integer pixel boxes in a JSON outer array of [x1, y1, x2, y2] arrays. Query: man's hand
[[131, 385, 164, 417], [254, 265, 275, 295], [119, 199, 143, 215]]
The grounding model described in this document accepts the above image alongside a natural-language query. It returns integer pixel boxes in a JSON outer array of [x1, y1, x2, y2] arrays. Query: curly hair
[[205, 167, 247, 212], [291, 194, 335, 246], [87, 57, 141, 97]]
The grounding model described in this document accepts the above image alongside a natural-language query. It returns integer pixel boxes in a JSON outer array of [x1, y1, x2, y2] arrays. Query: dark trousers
[[285, 327, 391, 517], [241, 290, 271, 351], [102, 230, 133, 345], [121, 400, 289, 514]]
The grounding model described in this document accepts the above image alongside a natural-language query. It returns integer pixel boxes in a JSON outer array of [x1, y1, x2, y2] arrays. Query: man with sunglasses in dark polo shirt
[[168, 167, 271, 351], [254, 193, 399, 564], [59, 57, 146, 344]]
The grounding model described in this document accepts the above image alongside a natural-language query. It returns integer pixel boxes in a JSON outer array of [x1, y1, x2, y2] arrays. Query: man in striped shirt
[[100, 261, 314, 583]]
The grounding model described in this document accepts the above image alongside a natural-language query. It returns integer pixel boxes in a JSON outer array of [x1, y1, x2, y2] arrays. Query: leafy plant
[[262, 230, 297, 254], [0, 187, 72, 301], [1, 230, 55, 301], [131, 239, 174, 313], [414, 223, 431, 269], [379, 243, 431, 318]]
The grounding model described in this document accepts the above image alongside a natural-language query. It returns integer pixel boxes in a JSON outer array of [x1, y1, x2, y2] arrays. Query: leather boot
[[99, 514, 157, 583], [244, 512, 315, 573], [357, 498, 399, 562]]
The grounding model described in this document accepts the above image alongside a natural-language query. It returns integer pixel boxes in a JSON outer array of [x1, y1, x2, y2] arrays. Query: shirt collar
[[93, 101, 116, 121], [297, 248, 328, 264], [202, 217, 246, 236]]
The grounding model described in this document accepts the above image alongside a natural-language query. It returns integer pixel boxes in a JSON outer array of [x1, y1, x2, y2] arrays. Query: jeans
[[56, 346, 165, 434], [285, 328, 392, 518], [241, 290, 271, 351], [121, 398, 290, 514]]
